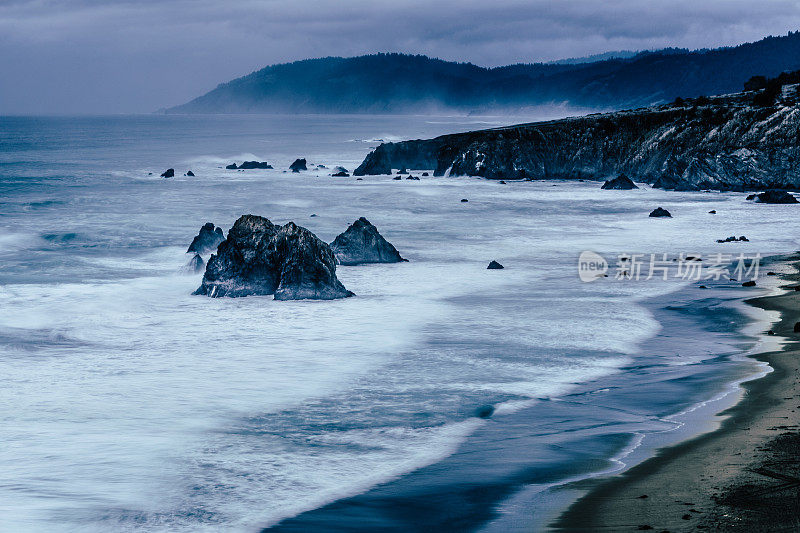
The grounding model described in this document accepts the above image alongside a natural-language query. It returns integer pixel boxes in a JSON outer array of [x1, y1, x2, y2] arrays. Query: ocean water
[[1, 114, 799, 532]]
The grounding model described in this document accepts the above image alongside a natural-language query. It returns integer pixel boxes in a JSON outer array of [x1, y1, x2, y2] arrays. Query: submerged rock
[[649, 207, 672, 217], [461, 198, 469, 203], [487, 260, 504, 269], [709, 209, 716, 214], [753, 189, 799, 204], [161, 168, 175, 178], [194, 215, 353, 300], [238, 161, 273, 169], [393, 176, 402, 180], [330, 217, 406, 265], [187, 222, 226, 255], [474, 405, 495, 419], [290, 158, 307, 172], [183, 253, 205, 274], [601, 174, 639, 190], [186, 170, 195, 177]]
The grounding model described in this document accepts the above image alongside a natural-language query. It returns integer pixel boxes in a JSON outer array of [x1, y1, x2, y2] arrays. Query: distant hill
[[166, 32, 800, 114]]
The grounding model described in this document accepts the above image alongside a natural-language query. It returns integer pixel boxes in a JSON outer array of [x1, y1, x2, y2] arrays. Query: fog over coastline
[[2, 0, 800, 114]]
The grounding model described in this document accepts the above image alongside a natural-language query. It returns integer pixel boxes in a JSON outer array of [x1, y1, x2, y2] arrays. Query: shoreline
[[554, 253, 800, 531], [262, 258, 771, 532]]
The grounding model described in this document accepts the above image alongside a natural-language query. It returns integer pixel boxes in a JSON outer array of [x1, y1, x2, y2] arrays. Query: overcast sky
[[2, 0, 799, 114]]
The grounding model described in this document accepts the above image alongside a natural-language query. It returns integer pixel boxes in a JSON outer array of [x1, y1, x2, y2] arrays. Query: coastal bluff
[[354, 96, 800, 191]]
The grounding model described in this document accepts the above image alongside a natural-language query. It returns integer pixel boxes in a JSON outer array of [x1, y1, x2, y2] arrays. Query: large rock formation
[[354, 96, 800, 191], [330, 217, 406, 265], [187, 223, 225, 255], [601, 174, 639, 190], [194, 215, 353, 300]]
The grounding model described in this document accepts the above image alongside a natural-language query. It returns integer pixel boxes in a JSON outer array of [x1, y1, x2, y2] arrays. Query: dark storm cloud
[[2, 0, 799, 113]]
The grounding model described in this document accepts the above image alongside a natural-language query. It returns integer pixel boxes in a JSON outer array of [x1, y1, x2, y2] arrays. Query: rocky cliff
[[354, 97, 800, 191]]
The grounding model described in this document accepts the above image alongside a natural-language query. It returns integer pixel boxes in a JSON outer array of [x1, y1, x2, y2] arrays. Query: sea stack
[[238, 161, 273, 169], [194, 215, 353, 300], [290, 158, 308, 172], [601, 174, 639, 190], [187, 223, 225, 255], [161, 168, 175, 178], [752, 190, 799, 204], [649, 207, 672, 217], [330, 217, 407, 265]]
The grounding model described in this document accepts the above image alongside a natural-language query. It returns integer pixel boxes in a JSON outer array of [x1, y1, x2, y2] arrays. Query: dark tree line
[[745, 69, 800, 106]]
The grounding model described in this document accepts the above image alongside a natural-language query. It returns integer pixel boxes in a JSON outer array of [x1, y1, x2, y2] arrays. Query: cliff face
[[354, 100, 800, 191]]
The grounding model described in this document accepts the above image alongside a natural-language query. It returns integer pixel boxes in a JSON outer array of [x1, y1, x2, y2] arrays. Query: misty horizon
[[2, 0, 800, 114]]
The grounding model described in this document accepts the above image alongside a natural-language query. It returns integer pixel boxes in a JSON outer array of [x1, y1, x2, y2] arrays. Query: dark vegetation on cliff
[[167, 32, 800, 114]]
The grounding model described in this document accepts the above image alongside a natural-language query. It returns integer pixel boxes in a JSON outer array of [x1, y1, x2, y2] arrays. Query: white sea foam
[[4, 114, 800, 532]]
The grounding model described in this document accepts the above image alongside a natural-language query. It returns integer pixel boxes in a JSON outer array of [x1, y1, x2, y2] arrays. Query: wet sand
[[555, 255, 800, 532]]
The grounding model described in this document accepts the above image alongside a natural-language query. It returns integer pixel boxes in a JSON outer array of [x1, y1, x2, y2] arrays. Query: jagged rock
[[753, 189, 799, 204], [717, 235, 748, 243], [225, 163, 238, 170], [499, 180, 506, 184], [746, 193, 757, 200], [187, 222, 226, 255], [290, 158, 307, 172], [186, 170, 195, 176], [238, 161, 273, 169], [332, 171, 350, 177], [487, 260, 504, 269], [406, 175, 419, 180], [329, 217, 406, 265], [194, 215, 353, 300], [161, 168, 175, 178], [393, 176, 402, 180], [601, 174, 639, 190], [183, 253, 205, 274], [649, 207, 671, 217], [422, 172, 429, 176], [334, 166, 349, 174], [742, 280, 756, 287], [317, 164, 328, 169]]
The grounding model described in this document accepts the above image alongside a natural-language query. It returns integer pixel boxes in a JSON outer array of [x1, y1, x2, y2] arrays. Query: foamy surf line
[[259, 274, 769, 532]]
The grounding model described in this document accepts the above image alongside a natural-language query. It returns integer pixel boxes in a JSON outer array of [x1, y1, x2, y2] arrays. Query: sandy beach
[[556, 254, 800, 532]]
